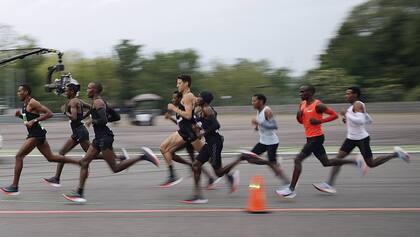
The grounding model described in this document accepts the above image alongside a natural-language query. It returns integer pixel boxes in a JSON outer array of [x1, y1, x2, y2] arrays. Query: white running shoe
[[394, 146, 410, 163], [181, 195, 208, 204], [121, 148, 130, 160], [231, 170, 240, 193], [355, 155, 368, 175], [313, 182, 337, 194], [275, 186, 296, 199], [141, 147, 160, 167]]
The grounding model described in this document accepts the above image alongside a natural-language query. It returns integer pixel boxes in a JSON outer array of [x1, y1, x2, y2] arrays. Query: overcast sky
[[0, 0, 366, 75]]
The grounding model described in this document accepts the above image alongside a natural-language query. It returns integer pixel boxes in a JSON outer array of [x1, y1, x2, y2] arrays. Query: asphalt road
[[0, 113, 419, 237]]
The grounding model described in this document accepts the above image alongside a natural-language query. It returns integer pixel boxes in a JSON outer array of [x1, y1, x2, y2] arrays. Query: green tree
[[303, 68, 357, 103], [319, 0, 420, 101], [114, 39, 143, 101]]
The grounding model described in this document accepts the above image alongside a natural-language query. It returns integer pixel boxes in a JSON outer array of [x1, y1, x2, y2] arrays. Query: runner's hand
[[26, 120, 35, 128], [15, 110, 21, 117], [309, 118, 321, 125], [167, 103, 176, 112], [164, 112, 172, 119]]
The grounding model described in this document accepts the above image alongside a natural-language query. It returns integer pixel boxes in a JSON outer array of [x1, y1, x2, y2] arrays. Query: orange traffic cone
[[246, 175, 269, 213]]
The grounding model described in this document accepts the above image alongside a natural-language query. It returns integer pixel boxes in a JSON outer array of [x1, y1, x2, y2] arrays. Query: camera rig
[[0, 47, 77, 95]]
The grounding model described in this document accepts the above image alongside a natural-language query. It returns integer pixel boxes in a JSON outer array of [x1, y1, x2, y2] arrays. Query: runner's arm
[[91, 99, 107, 125], [317, 103, 338, 123], [201, 107, 220, 136], [259, 108, 278, 129]]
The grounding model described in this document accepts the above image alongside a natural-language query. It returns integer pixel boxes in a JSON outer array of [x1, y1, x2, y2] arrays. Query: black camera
[[45, 73, 80, 96]]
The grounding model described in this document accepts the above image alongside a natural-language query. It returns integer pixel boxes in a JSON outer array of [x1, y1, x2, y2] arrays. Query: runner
[[313, 86, 410, 194], [183, 91, 242, 203], [159, 75, 206, 187], [43, 81, 129, 187], [1, 84, 82, 195], [163, 90, 219, 189], [276, 85, 366, 198], [240, 94, 290, 185], [62, 82, 159, 203]]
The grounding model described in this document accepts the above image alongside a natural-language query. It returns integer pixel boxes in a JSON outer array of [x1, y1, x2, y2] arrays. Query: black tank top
[[196, 106, 220, 140], [68, 100, 84, 130], [176, 103, 196, 133], [91, 101, 113, 138], [22, 99, 46, 137]]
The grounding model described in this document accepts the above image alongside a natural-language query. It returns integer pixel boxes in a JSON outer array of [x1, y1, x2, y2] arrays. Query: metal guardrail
[[0, 102, 419, 123], [0, 113, 67, 123], [213, 101, 420, 114]]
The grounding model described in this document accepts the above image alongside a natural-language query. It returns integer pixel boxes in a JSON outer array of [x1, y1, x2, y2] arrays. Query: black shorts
[[27, 135, 46, 145], [195, 135, 224, 170], [251, 143, 279, 163], [71, 126, 89, 143], [27, 129, 47, 145], [300, 135, 327, 159], [340, 136, 373, 158], [92, 135, 114, 151], [178, 129, 198, 142]]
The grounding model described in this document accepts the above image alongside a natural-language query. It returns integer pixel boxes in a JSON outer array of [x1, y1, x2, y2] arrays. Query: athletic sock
[[169, 165, 175, 178]]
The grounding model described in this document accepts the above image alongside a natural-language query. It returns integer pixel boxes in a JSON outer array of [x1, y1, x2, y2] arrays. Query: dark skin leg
[[53, 138, 79, 179], [12, 138, 38, 187], [78, 145, 98, 189], [77, 147, 145, 191], [172, 144, 215, 180], [241, 155, 289, 184], [52, 139, 118, 180], [191, 155, 245, 196], [328, 150, 397, 186], [37, 141, 81, 165], [290, 153, 356, 190], [192, 160, 203, 197], [290, 153, 310, 190]]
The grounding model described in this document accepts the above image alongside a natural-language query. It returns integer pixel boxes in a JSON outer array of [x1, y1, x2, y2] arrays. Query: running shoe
[[207, 177, 222, 190], [120, 148, 130, 161], [227, 170, 240, 193], [239, 150, 262, 161], [181, 195, 208, 204], [312, 182, 337, 194], [275, 186, 296, 199], [355, 155, 368, 175], [141, 147, 160, 167], [159, 176, 183, 188], [62, 191, 86, 203], [394, 146, 410, 163], [1, 185, 20, 196], [43, 177, 61, 188]]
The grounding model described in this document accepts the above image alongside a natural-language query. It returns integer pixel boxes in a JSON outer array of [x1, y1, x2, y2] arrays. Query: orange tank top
[[300, 99, 324, 138]]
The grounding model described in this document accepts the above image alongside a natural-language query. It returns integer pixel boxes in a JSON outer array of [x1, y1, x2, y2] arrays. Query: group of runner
[[0, 75, 410, 203]]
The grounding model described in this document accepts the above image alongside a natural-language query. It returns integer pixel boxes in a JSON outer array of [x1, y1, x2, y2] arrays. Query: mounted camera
[[45, 72, 80, 96]]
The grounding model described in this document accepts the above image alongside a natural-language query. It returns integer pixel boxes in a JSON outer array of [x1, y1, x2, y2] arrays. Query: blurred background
[[1, 0, 420, 117]]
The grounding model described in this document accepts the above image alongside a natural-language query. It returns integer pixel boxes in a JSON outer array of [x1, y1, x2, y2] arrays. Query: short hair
[[347, 86, 361, 98], [19, 84, 32, 95], [200, 91, 214, 104], [177, 74, 192, 87], [253, 93, 267, 104], [303, 84, 315, 94], [93, 81, 103, 94], [67, 83, 80, 93]]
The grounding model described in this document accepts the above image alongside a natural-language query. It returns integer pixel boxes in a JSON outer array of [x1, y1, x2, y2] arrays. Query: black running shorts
[[195, 135, 223, 170], [300, 135, 327, 159], [92, 135, 114, 151], [340, 136, 373, 159], [71, 126, 89, 143], [251, 143, 279, 163]]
